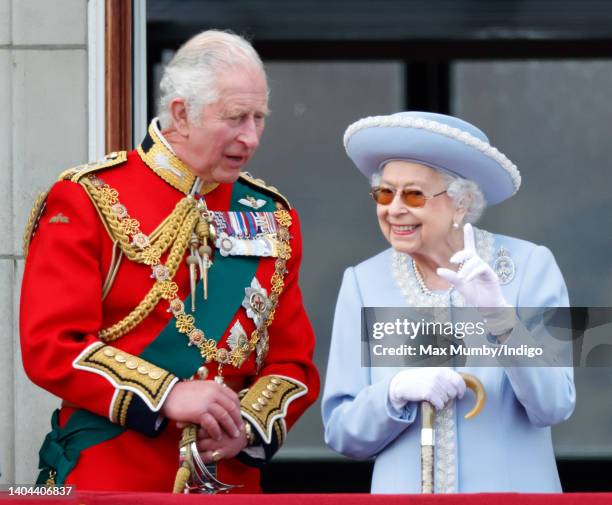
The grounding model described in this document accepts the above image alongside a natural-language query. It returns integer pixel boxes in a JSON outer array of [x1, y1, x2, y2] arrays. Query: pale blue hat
[[343, 111, 521, 205]]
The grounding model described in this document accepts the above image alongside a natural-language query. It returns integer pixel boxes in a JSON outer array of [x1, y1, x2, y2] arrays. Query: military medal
[[212, 211, 280, 257], [493, 247, 515, 285]]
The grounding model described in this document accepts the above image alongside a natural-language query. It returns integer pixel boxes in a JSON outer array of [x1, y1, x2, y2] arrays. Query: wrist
[[480, 305, 516, 336]]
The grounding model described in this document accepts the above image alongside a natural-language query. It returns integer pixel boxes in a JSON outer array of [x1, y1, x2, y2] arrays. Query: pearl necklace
[[391, 226, 494, 309]]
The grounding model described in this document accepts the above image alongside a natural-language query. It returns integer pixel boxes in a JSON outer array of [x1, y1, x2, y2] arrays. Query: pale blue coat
[[322, 234, 575, 493]]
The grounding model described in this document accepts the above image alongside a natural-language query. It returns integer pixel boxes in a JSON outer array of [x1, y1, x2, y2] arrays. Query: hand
[[161, 380, 243, 440], [389, 367, 466, 411], [437, 223, 509, 309], [437, 223, 515, 336], [196, 425, 248, 463]]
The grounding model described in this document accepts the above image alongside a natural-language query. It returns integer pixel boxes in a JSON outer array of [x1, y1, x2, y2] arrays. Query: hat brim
[[345, 117, 520, 205]]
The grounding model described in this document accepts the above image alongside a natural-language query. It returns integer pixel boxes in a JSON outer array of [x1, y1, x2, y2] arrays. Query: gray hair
[[370, 167, 486, 224], [157, 30, 267, 128]]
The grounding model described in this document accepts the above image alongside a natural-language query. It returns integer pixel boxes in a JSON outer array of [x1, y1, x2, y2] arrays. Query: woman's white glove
[[388, 367, 466, 411], [437, 223, 515, 336]]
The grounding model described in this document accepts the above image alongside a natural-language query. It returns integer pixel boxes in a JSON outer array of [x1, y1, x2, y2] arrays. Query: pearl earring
[[453, 222, 460, 229]]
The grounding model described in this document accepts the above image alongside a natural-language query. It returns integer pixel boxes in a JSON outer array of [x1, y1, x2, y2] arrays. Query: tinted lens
[[401, 190, 427, 207], [371, 187, 394, 204]]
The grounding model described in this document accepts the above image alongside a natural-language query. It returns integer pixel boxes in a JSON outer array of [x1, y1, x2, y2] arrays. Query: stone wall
[[0, 0, 88, 484]]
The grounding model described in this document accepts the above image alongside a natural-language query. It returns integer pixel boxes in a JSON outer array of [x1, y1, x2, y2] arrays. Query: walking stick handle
[[459, 372, 486, 419]]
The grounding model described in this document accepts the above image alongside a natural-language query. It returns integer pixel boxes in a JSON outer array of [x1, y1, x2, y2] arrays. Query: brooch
[[493, 246, 515, 285]]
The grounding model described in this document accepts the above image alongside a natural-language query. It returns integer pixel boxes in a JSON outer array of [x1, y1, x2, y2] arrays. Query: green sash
[[37, 179, 276, 485]]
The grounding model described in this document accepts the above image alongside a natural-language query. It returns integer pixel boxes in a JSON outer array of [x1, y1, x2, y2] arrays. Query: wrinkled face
[[375, 161, 460, 256], [183, 66, 269, 183]]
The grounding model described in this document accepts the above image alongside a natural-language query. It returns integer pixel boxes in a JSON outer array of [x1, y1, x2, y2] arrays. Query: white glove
[[437, 223, 515, 336], [388, 367, 466, 411]]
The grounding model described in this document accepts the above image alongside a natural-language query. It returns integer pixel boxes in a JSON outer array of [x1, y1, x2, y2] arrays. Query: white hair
[[157, 30, 267, 128], [440, 172, 486, 224], [370, 166, 486, 224]]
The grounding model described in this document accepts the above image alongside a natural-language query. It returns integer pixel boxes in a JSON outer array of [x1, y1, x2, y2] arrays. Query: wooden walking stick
[[421, 372, 486, 493]]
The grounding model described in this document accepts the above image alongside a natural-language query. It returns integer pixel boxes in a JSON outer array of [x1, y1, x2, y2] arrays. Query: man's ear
[[169, 98, 190, 136]]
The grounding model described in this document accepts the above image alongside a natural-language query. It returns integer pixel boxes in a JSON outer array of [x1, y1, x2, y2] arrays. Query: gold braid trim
[[22, 190, 48, 258], [99, 208, 198, 342], [75, 174, 200, 342], [81, 176, 195, 264]]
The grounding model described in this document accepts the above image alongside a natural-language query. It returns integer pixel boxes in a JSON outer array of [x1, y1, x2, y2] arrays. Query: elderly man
[[20, 30, 319, 493]]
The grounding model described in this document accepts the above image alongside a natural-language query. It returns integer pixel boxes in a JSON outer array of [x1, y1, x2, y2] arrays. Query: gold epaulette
[[59, 151, 128, 182], [239, 172, 291, 210], [22, 152, 128, 258]]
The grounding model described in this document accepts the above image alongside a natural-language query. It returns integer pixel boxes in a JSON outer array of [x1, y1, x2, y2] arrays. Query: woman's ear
[[453, 194, 471, 226]]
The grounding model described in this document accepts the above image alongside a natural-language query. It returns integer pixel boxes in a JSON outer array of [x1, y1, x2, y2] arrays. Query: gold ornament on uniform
[[185, 198, 217, 308], [84, 176, 200, 342], [84, 176, 293, 377], [171, 208, 293, 378]]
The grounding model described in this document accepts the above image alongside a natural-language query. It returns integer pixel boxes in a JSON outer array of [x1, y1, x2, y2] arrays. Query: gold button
[[266, 384, 278, 392], [103, 348, 115, 357], [138, 365, 149, 375], [251, 403, 262, 412], [149, 370, 162, 380], [197, 366, 209, 380], [270, 378, 281, 385], [115, 354, 126, 363], [257, 397, 268, 406], [126, 360, 138, 370], [262, 390, 272, 399]]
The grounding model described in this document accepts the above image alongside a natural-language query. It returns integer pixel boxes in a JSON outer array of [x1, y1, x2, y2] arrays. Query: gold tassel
[[173, 463, 191, 494], [173, 424, 198, 494]]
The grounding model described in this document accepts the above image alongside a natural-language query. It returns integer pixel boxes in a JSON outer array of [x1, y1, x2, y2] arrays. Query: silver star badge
[[242, 277, 271, 328]]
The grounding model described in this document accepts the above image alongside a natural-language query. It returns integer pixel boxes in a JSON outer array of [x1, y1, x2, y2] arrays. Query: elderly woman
[[321, 111, 575, 493]]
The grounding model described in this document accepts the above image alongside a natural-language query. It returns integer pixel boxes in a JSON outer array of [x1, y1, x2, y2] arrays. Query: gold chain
[[99, 209, 198, 341], [82, 176, 195, 264], [178, 209, 293, 372], [93, 175, 293, 374]]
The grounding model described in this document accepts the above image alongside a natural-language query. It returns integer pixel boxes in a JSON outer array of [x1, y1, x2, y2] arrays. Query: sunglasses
[[370, 187, 447, 207]]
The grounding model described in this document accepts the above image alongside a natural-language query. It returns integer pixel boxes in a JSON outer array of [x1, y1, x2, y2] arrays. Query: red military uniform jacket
[[20, 121, 319, 492]]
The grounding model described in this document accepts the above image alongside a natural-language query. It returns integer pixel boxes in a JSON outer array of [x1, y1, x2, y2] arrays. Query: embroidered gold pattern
[[137, 123, 218, 196], [48, 213, 70, 224], [59, 151, 128, 183], [75, 343, 175, 410], [240, 376, 307, 444], [111, 389, 134, 426]]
